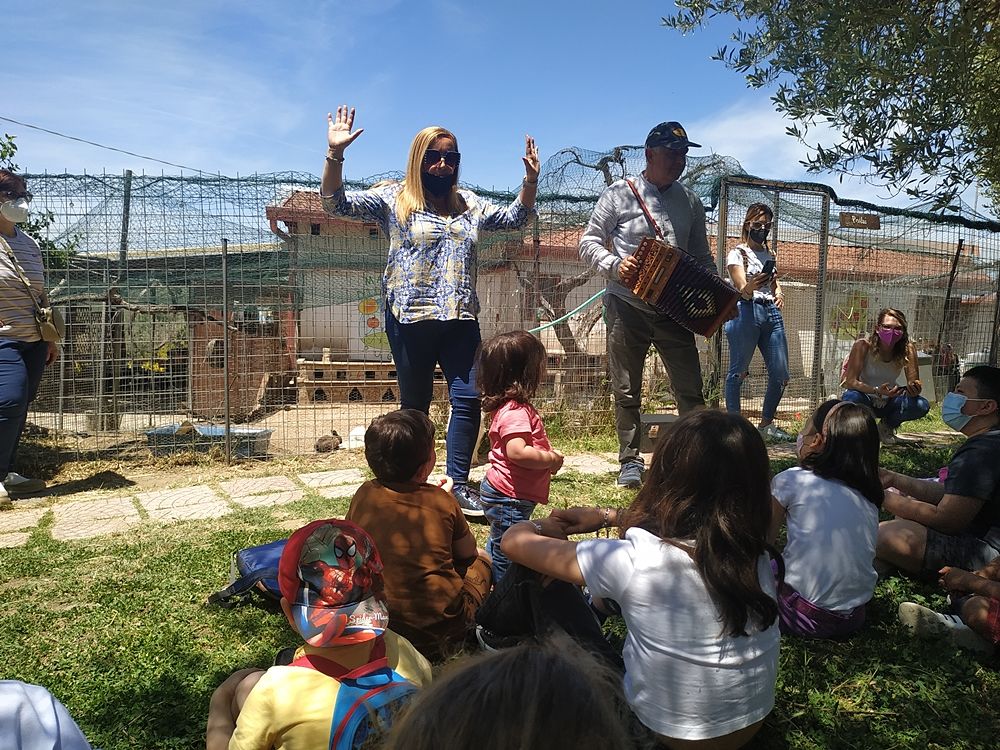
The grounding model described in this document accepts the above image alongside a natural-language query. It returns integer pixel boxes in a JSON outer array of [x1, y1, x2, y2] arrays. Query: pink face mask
[[877, 327, 903, 348]]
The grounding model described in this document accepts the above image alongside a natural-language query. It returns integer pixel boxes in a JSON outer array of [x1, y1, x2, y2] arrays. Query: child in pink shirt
[[477, 331, 563, 582]]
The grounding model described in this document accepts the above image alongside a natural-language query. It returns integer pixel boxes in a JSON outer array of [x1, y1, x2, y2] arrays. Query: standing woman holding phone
[[724, 203, 792, 442], [841, 307, 929, 444]]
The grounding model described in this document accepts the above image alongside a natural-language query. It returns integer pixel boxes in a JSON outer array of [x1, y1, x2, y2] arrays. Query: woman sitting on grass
[[770, 400, 882, 639], [502, 410, 780, 750]]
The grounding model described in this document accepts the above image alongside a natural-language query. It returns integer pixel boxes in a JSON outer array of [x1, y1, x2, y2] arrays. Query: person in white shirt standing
[[724, 203, 792, 443], [579, 122, 716, 489], [0, 170, 58, 507]]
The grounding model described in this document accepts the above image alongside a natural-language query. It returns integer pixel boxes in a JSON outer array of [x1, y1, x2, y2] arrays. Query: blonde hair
[[396, 126, 463, 225]]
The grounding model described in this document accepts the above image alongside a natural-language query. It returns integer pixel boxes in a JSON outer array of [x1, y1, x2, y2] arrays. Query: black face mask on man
[[422, 171, 456, 197], [749, 228, 769, 244]]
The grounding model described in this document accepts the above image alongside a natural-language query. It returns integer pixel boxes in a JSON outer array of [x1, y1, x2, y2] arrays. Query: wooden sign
[[839, 212, 881, 230]]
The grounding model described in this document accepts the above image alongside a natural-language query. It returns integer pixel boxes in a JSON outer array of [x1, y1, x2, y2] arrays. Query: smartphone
[[761, 259, 776, 276]]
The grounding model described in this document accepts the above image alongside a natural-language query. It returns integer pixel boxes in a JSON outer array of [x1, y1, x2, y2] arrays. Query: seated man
[[346, 409, 492, 659], [206, 519, 431, 750], [877, 366, 1000, 577]]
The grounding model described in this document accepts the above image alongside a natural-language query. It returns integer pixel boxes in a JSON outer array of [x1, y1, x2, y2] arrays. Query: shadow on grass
[[35, 470, 136, 497]]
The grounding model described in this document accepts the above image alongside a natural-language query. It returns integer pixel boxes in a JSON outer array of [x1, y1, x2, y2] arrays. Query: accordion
[[630, 237, 739, 338]]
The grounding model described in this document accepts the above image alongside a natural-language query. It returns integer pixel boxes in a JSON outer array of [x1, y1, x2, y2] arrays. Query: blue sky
[[4, 1, 989, 213]]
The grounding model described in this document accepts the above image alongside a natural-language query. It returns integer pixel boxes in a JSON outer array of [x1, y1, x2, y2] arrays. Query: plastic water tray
[[145, 424, 273, 458]]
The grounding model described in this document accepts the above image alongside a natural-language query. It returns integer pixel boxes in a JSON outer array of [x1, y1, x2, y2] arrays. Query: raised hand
[[327, 105, 364, 154], [522, 135, 540, 183]]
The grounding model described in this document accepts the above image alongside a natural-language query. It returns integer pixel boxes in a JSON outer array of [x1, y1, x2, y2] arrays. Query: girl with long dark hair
[[502, 410, 779, 749]]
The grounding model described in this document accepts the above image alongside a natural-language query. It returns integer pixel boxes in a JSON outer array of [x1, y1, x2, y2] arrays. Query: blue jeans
[[385, 310, 481, 485], [724, 300, 789, 423], [0, 339, 49, 477], [480, 477, 537, 584], [841, 389, 930, 428]]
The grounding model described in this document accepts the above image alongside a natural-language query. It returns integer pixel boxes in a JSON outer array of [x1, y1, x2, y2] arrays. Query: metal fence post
[[222, 237, 232, 464], [812, 194, 831, 406]]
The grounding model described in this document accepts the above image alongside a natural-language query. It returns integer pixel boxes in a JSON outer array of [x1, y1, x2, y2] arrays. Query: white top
[[576, 527, 779, 740], [0, 681, 92, 750], [0, 227, 47, 342], [859, 351, 904, 388], [772, 466, 879, 611], [726, 243, 775, 301]]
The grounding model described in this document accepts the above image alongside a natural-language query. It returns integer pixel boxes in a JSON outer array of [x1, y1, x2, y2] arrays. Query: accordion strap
[[625, 179, 665, 241]]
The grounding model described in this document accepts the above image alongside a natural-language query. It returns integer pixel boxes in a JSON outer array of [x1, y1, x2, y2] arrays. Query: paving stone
[[219, 476, 297, 498], [137, 486, 231, 522], [51, 496, 142, 541], [52, 515, 141, 541], [0, 507, 47, 533], [0, 532, 30, 548], [230, 489, 304, 508], [563, 454, 618, 475], [297, 469, 366, 489], [315, 485, 358, 500]]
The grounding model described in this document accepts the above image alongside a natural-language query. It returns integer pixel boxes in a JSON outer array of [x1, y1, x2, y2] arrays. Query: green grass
[[2, 436, 998, 749]]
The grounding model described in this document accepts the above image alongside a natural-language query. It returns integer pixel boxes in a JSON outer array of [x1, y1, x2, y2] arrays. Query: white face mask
[[0, 197, 30, 223]]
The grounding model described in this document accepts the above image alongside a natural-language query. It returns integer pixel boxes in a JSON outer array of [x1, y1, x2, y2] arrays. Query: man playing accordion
[[579, 121, 716, 489]]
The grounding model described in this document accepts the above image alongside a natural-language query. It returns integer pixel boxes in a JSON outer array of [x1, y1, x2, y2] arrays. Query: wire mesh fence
[[21, 148, 1000, 462]]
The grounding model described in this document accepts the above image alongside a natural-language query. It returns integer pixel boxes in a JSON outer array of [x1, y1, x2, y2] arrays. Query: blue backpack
[[207, 538, 286, 607], [291, 637, 417, 750]]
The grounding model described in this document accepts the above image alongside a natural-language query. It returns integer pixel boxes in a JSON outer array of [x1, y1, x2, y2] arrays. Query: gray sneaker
[[617, 461, 644, 489], [759, 423, 794, 443], [453, 484, 486, 517], [898, 602, 994, 655]]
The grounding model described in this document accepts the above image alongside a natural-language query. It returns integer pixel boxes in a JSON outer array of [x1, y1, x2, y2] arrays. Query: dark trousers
[[384, 310, 482, 485], [0, 339, 48, 477], [605, 294, 705, 465]]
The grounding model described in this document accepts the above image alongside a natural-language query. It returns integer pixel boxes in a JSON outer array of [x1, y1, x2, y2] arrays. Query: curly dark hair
[[476, 330, 547, 413]]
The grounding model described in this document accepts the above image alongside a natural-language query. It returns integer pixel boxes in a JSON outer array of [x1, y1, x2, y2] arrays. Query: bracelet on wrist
[[530, 520, 543, 534], [523, 178, 538, 185], [326, 151, 345, 163], [602, 507, 611, 528]]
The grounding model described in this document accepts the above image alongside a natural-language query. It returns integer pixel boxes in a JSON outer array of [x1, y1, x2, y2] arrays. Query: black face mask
[[422, 171, 456, 197], [749, 228, 769, 244]]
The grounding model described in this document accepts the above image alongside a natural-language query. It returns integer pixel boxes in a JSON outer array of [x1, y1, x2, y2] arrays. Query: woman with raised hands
[[320, 105, 540, 517]]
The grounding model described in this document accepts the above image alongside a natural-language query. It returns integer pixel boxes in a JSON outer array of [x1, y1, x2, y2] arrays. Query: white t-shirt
[[0, 681, 92, 750], [772, 466, 879, 611], [576, 527, 779, 740], [726, 243, 775, 301]]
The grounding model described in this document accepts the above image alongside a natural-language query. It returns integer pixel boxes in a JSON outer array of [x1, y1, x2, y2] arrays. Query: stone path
[[0, 456, 622, 548], [3, 434, 901, 549]]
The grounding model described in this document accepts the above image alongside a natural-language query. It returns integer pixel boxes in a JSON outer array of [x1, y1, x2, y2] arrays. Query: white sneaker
[[3, 472, 46, 494], [898, 602, 994, 655], [878, 421, 899, 445], [0, 483, 11, 510]]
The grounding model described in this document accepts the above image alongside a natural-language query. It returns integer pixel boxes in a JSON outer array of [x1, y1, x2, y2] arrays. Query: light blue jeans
[[724, 299, 790, 423]]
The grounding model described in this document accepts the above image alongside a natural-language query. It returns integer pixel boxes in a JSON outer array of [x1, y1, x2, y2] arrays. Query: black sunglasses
[[423, 149, 461, 168]]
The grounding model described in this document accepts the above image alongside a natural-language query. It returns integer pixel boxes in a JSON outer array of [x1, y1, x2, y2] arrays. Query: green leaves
[[664, 0, 1000, 211]]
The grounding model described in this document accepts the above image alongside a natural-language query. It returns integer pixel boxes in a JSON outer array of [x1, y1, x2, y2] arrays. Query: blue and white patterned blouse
[[322, 182, 533, 323]]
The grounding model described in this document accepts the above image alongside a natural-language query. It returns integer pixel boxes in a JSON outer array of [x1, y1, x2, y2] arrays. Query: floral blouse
[[322, 182, 533, 323]]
